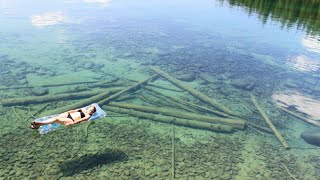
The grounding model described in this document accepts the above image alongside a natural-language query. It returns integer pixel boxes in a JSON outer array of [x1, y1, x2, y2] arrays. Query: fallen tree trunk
[[246, 122, 272, 134], [171, 124, 175, 179], [128, 79, 183, 92], [0, 80, 101, 90], [144, 89, 199, 113], [40, 90, 116, 116], [277, 105, 320, 127], [0, 78, 120, 91], [149, 66, 237, 116], [39, 75, 157, 116], [145, 87, 230, 118], [108, 102, 245, 130], [139, 94, 167, 107], [98, 75, 158, 105], [104, 106, 235, 133], [250, 94, 290, 150], [2, 90, 101, 106], [1, 88, 122, 106], [114, 95, 136, 102], [146, 83, 184, 92]]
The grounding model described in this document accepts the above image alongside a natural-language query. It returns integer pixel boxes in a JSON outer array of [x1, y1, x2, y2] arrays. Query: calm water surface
[[0, 0, 320, 179]]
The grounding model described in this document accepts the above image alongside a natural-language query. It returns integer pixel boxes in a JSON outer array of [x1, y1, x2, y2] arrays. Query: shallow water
[[0, 0, 320, 179]]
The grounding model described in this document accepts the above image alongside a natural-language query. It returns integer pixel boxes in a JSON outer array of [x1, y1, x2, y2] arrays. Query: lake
[[0, 0, 319, 179]]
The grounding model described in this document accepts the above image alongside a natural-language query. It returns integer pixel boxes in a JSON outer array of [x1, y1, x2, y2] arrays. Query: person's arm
[[69, 114, 90, 125], [66, 108, 82, 113]]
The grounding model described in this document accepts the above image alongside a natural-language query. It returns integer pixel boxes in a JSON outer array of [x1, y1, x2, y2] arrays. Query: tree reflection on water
[[220, 0, 320, 36]]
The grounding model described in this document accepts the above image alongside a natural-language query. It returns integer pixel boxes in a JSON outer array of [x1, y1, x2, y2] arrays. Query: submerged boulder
[[301, 131, 320, 146], [31, 87, 49, 96], [176, 73, 196, 82], [230, 79, 255, 91]]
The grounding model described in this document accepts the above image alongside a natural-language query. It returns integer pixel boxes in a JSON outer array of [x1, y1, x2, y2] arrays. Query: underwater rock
[[176, 73, 196, 82], [199, 74, 220, 84], [302, 77, 317, 85], [221, 172, 231, 180], [230, 79, 255, 91], [217, 74, 228, 81], [30, 87, 49, 96], [19, 79, 28, 85], [283, 80, 300, 89], [83, 62, 94, 69], [94, 63, 105, 69], [301, 131, 320, 146], [313, 85, 320, 94], [198, 79, 207, 85]]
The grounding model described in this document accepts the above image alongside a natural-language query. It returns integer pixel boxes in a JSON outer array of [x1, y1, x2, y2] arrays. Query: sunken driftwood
[[0, 78, 119, 92], [250, 94, 290, 150], [144, 90, 199, 113], [114, 95, 136, 102], [2, 88, 122, 106], [105, 106, 235, 133], [278, 106, 320, 127], [1, 90, 105, 106], [139, 94, 166, 107], [41, 75, 157, 116], [169, 96, 230, 117], [0, 80, 101, 90], [281, 163, 298, 180], [145, 87, 230, 118], [171, 124, 175, 179], [139, 93, 168, 107], [146, 83, 184, 92], [108, 102, 245, 130], [149, 66, 237, 116], [129, 78, 183, 92], [246, 122, 272, 134], [98, 75, 158, 105], [41, 91, 114, 116]]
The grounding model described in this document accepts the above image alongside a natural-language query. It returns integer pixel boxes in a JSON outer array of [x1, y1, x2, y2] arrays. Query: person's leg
[[33, 112, 73, 125], [54, 118, 74, 126], [32, 117, 74, 129], [34, 117, 59, 125]]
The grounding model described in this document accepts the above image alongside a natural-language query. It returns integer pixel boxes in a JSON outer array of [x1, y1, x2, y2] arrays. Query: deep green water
[[0, 0, 320, 179]]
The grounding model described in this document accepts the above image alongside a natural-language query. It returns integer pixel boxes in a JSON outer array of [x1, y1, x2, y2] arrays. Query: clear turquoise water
[[0, 0, 320, 179]]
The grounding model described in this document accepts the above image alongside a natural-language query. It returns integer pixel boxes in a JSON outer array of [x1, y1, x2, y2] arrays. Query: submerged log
[[250, 94, 290, 150], [146, 83, 184, 92], [171, 124, 175, 179], [129, 79, 183, 92], [104, 106, 235, 133], [0, 80, 101, 90], [41, 90, 115, 116], [114, 95, 136, 102], [149, 66, 237, 116], [1, 90, 101, 106], [98, 75, 158, 105], [278, 106, 320, 127], [144, 90, 199, 113], [40, 75, 157, 116], [246, 122, 272, 134], [145, 87, 230, 118], [108, 102, 245, 130]]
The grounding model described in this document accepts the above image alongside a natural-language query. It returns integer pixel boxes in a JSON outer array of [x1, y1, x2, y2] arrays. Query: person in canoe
[[30, 105, 96, 129]]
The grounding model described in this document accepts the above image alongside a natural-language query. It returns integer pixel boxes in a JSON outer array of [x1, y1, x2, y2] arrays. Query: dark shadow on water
[[59, 148, 128, 176]]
